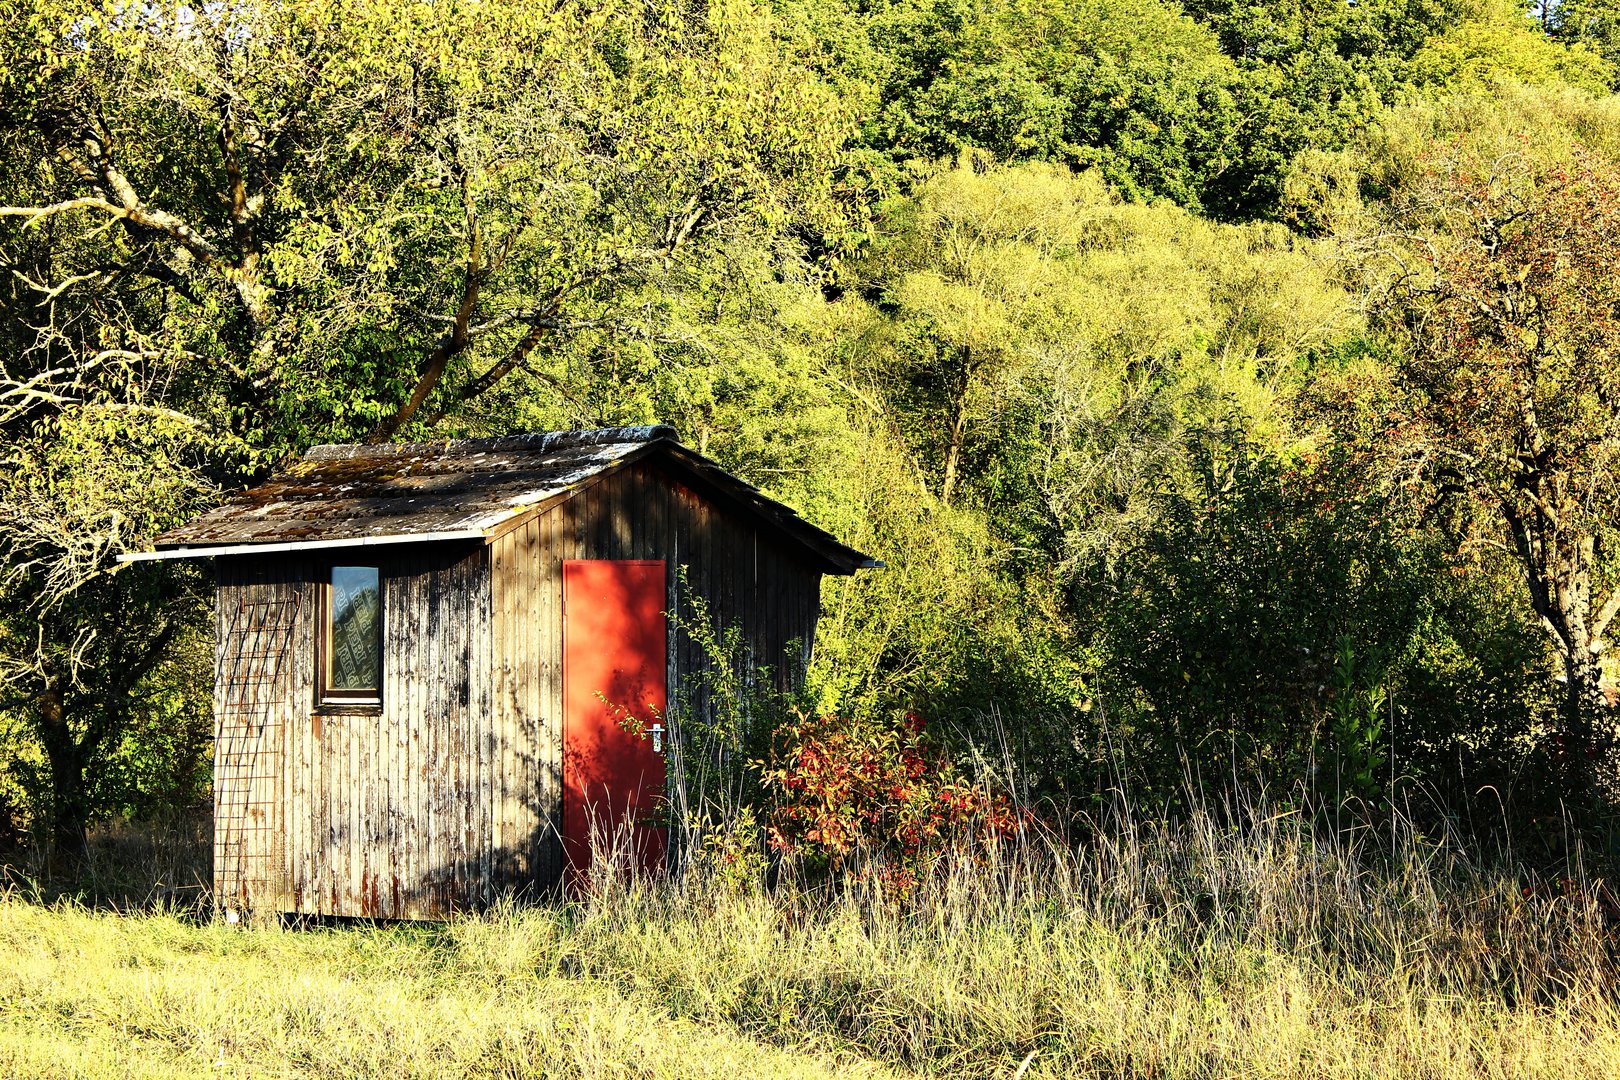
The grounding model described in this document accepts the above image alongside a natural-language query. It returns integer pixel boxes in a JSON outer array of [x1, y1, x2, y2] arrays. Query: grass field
[[3, 806, 1618, 1078]]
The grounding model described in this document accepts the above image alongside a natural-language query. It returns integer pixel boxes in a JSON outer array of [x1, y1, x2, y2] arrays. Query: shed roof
[[120, 426, 875, 574]]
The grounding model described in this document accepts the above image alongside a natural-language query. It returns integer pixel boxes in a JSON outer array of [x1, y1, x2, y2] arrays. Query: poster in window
[[330, 566, 380, 692]]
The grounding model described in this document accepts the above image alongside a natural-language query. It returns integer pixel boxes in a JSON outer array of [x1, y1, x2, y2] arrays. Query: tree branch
[[1592, 587, 1620, 645], [367, 158, 486, 443]]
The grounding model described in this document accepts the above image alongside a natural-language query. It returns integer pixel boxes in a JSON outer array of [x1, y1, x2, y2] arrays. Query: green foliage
[[1404, 0, 1616, 92], [846, 158, 1346, 558], [786, 0, 1615, 220], [1549, 0, 1620, 86], [1104, 443, 1422, 793], [1097, 428, 1557, 812], [1327, 637, 1391, 807], [775, 157, 1378, 813], [811, 0, 1265, 215]]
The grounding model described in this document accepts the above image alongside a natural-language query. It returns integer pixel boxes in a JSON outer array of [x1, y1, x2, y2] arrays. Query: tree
[[792, 0, 1270, 216], [2, 0, 851, 450], [1546, 0, 1620, 87], [1110, 440, 1425, 801], [797, 159, 1348, 807], [1179, 0, 1467, 217], [1374, 146, 1620, 789], [0, 411, 212, 856], [1407, 4, 1616, 95], [848, 157, 1345, 566]]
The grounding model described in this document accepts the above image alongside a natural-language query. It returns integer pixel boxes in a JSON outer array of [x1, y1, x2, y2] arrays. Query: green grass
[[3, 805, 1619, 1078], [0, 897, 897, 1079]]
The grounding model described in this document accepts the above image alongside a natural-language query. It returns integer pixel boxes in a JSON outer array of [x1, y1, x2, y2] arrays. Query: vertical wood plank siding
[[213, 557, 309, 916], [213, 458, 824, 917], [215, 545, 492, 920]]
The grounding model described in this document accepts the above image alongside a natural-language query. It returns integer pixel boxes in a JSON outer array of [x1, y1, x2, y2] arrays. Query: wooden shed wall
[[490, 458, 825, 888], [212, 457, 826, 916], [214, 544, 499, 920]]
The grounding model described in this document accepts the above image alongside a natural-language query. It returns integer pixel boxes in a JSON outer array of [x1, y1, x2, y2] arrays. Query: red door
[[562, 560, 668, 884]]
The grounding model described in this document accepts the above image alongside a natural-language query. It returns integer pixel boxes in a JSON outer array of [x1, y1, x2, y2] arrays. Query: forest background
[[4, 0, 1620, 866]]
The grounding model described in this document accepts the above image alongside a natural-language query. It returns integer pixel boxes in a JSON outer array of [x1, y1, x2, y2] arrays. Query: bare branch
[[1593, 587, 1620, 645], [0, 198, 126, 223], [1, 193, 224, 266]]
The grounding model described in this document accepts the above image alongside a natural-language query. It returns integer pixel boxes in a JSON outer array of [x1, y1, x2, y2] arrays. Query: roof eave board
[[116, 527, 488, 562]]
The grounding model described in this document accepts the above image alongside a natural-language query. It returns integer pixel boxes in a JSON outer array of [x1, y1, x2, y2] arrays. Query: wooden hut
[[120, 426, 874, 920]]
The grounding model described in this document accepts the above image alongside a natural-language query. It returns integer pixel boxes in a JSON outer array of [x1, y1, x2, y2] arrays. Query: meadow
[[3, 802, 1617, 1079]]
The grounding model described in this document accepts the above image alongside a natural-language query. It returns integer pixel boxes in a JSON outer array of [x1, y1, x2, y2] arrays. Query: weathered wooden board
[[216, 545, 490, 920]]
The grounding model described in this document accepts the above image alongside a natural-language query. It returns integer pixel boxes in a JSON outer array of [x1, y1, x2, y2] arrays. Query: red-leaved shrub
[[760, 710, 1025, 893]]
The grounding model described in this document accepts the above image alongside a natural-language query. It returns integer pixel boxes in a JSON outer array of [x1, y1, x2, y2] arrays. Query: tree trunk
[[1539, 526, 1611, 799], [36, 679, 89, 865], [1559, 646, 1609, 803], [941, 414, 967, 507], [940, 347, 974, 507], [1500, 491, 1615, 800]]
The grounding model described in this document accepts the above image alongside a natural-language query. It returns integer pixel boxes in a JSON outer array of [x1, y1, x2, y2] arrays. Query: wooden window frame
[[317, 564, 383, 709]]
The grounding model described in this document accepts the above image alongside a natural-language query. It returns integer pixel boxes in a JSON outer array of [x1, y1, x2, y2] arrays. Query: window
[[322, 566, 382, 704]]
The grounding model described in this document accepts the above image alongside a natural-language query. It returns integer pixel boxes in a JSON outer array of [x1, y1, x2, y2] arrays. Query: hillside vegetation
[[7, 3, 1620, 1074], [6, 0, 1620, 850]]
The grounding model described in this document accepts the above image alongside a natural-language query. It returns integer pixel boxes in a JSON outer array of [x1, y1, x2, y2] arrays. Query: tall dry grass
[[558, 793, 1620, 1076], [1, 793, 1617, 1078], [0, 811, 211, 912]]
